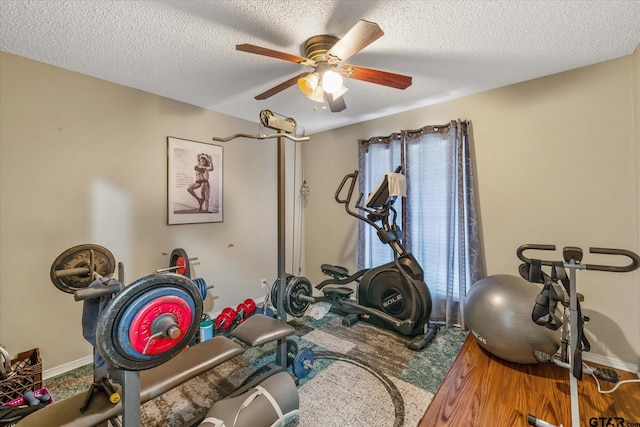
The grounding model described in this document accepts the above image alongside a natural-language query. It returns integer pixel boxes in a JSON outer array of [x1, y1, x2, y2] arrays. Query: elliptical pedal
[[342, 313, 360, 327], [407, 323, 438, 351], [594, 367, 619, 383]]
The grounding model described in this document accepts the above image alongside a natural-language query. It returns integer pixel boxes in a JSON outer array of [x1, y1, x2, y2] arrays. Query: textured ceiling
[[1, 1, 639, 134]]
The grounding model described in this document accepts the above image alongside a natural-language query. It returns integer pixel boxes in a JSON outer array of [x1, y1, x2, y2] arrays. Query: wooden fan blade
[[326, 20, 384, 62], [326, 92, 347, 112], [339, 64, 412, 89], [255, 73, 307, 100], [236, 44, 315, 66]]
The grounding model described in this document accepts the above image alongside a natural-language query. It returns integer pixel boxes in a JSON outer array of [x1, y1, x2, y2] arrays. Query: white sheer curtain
[[358, 120, 484, 327]]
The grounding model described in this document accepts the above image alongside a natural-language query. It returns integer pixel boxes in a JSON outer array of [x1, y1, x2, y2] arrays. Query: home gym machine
[[271, 166, 438, 351], [517, 244, 640, 427], [19, 244, 299, 427], [212, 110, 310, 368]]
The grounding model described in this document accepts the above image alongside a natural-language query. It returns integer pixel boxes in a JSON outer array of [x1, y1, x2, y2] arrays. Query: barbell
[[96, 273, 203, 371]]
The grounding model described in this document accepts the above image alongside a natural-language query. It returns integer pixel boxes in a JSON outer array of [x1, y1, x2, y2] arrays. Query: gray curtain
[[358, 120, 485, 327]]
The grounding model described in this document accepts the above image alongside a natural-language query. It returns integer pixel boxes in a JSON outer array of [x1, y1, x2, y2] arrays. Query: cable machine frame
[[212, 110, 310, 369]]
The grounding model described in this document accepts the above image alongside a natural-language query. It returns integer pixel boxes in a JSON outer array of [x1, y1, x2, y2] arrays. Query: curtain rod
[[360, 121, 460, 144]]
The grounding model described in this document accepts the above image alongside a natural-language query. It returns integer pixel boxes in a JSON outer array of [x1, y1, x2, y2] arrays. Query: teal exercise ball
[[464, 274, 561, 364]]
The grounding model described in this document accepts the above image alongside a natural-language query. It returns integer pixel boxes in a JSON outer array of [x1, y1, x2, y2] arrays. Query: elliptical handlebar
[[334, 166, 404, 225], [334, 169, 381, 231], [516, 244, 640, 272], [335, 170, 359, 205]]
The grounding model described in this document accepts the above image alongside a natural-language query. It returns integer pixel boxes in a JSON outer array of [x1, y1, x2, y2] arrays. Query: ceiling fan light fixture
[[321, 69, 343, 94], [331, 85, 349, 101], [306, 85, 324, 103], [297, 73, 319, 96]]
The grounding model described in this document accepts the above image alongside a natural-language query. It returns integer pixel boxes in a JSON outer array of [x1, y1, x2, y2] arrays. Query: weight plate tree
[[50, 244, 116, 293], [96, 273, 203, 371]]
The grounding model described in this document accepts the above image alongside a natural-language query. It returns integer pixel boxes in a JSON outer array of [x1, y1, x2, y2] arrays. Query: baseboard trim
[[43, 355, 93, 380], [582, 352, 639, 375]]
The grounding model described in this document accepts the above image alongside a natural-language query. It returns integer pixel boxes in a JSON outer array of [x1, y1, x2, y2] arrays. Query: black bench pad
[[230, 314, 294, 347]]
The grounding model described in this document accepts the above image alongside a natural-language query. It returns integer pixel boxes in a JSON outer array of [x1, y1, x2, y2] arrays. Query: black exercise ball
[[464, 274, 561, 364]]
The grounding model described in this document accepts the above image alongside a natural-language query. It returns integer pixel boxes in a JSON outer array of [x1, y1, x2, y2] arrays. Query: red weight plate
[[175, 257, 187, 276], [129, 295, 193, 355]]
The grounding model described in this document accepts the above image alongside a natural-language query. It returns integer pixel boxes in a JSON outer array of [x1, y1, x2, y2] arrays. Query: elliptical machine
[[273, 167, 437, 350]]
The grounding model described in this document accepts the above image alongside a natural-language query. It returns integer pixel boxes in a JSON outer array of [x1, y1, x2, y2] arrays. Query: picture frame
[[167, 136, 223, 224]]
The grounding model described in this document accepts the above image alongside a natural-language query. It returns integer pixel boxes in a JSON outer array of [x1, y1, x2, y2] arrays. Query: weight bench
[[18, 314, 295, 427]]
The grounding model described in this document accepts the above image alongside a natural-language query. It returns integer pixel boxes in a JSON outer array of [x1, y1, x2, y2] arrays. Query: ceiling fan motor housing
[[303, 35, 339, 62]]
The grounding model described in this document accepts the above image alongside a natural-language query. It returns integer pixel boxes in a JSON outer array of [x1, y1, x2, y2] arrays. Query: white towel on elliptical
[[386, 172, 406, 197]]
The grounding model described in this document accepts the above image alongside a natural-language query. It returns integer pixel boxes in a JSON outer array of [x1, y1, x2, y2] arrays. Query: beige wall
[[304, 54, 640, 366], [0, 52, 304, 371]]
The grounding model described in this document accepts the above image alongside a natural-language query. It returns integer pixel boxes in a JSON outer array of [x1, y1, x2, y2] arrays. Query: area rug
[[44, 313, 468, 427]]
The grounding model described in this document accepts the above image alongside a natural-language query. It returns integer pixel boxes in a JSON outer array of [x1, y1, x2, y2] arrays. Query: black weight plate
[[170, 248, 191, 278], [270, 279, 280, 308], [272, 275, 300, 313], [96, 273, 203, 371], [50, 244, 116, 293], [287, 339, 299, 356], [285, 276, 312, 317]]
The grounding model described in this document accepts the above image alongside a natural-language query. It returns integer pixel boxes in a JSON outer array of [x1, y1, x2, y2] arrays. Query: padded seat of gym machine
[[17, 336, 245, 427], [230, 314, 295, 347], [321, 264, 350, 279]]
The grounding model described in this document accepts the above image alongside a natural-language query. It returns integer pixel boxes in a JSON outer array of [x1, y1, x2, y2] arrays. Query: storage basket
[[0, 348, 42, 404]]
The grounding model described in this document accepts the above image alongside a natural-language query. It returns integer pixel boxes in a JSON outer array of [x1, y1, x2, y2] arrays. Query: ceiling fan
[[236, 20, 412, 112]]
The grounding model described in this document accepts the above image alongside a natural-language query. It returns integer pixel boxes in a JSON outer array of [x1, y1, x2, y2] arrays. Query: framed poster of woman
[[167, 137, 223, 224]]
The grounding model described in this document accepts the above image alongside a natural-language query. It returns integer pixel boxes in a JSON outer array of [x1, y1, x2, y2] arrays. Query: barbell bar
[[156, 259, 199, 274]]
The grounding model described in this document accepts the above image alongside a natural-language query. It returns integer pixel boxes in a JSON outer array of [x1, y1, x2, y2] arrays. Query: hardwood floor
[[420, 336, 640, 427]]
